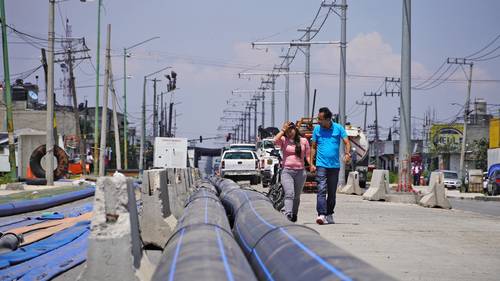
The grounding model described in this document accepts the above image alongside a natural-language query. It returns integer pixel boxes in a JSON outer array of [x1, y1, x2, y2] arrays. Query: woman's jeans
[[281, 168, 307, 216]]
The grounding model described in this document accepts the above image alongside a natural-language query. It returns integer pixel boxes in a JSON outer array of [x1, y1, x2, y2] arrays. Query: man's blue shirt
[[312, 122, 348, 168]]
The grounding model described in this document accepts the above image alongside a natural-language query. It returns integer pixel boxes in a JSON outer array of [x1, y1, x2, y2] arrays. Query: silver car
[[440, 170, 462, 189]]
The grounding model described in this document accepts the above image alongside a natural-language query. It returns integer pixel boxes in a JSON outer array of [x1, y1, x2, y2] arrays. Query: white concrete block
[[340, 172, 364, 195], [363, 170, 390, 201], [139, 169, 177, 248], [419, 172, 451, 209], [79, 173, 140, 281]]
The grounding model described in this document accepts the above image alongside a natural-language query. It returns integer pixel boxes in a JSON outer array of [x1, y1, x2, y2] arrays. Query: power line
[[466, 32, 500, 58]]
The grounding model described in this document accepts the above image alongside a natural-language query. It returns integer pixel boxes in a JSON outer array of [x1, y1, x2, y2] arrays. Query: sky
[[2, 0, 500, 146]]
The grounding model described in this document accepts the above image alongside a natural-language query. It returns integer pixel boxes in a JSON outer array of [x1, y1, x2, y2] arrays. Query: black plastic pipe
[[152, 182, 257, 281], [210, 178, 395, 281]]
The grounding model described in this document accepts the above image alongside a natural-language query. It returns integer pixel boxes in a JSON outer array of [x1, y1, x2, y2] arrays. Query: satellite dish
[[28, 90, 38, 100]]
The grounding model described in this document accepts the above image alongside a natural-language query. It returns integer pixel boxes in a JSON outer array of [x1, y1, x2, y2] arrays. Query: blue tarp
[[0, 203, 93, 233], [0, 187, 95, 217], [0, 230, 88, 281], [0, 221, 90, 269]]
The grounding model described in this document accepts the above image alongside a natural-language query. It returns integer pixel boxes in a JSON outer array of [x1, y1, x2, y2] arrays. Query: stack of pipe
[[209, 177, 394, 281], [152, 180, 257, 281]]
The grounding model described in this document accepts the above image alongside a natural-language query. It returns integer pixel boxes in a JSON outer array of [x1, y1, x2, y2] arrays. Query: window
[[230, 145, 256, 151], [444, 172, 458, 179], [224, 151, 254, 160]]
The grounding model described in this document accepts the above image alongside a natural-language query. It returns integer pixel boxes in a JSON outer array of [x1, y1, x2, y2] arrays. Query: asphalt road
[[449, 198, 500, 217]]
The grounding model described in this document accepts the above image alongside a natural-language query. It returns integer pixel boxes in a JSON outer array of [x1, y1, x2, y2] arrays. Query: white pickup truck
[[220, 149, 261, 185]]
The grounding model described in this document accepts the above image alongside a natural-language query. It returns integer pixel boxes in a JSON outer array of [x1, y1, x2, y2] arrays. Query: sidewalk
[[296, 193, 500, 281]]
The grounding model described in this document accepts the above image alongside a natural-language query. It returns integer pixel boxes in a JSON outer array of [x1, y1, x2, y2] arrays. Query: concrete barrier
[[166, 168, 192, 219], [340, 171, 364, 195], [419, 172, 451, 209], [79, 173, 141, 281], [363, 170, 390, 201], [139, 169, 177, 248]]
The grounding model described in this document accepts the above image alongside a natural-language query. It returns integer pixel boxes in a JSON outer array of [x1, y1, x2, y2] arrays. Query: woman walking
[[274, 121, 311, 222]]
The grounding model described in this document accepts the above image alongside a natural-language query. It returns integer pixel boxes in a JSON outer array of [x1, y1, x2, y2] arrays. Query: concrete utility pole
[[99, 24, 111, 177], [447, 58, 473, 181], [0, 0, 17, 178], [109, 60, 122, 170], [45, 0, 56, 185], [93, 0, 103, 175], [364, 92, 382, 168], [398, 0, 412, 191], [356, 100, 372, 131], [298, 28, 318, 117], [253, 98, 258, 141], [123, 36, 159, 169], [321, 0, 348, 185], [279, 55, 292, 121], [152, 78, 159, 138], [67, 47, 86, 175], [139, 66, 171, 173]]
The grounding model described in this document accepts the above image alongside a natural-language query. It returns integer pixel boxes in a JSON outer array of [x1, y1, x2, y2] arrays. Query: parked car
[[485, 164, 500, 196], [256, 138, 280, 187], [439, 170, 462, 189], [229, 143, 257, 152], [220, 149, 260, 185]]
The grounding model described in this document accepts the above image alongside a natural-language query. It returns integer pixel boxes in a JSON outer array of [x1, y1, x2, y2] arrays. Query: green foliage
[[0, 174, 14, 185], [468, 138, 489, 171]]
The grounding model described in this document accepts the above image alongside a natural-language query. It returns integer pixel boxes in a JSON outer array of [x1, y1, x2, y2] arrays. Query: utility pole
[[279, 55, 292, 121], [152, 78, 159, 138], [356, 100, 372, 131], [364, 92, 382, 168], [93, 0, 102, 175], [0, 0, 16, 178], [253, 98, 258, 142], [99, 24, 111, 177], [123, 37, 159, 169], [168, 102, 174, 137], [139, 66, 171, 173], [447, 58, 473, 181], [399, 0, 412, 192], [45, 0, 56, 185], [67, 47, 86, 175], [41, 49, 48, 102], [160, 92, 164, 137], [271, 77, 275, 127], [109, 59, 121, 170], [298, 28, 318, 117], [247, 105, 252, 142]]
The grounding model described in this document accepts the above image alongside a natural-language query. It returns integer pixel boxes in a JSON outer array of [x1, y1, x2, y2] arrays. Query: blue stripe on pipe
[[243, 192, 276, 229], [168, 228, 186, 281], [234, 223, 251, 252], [215, 227, 235, 281], [241, 191, 354, 281], [204, 192, 209, 224], [253, 249, 275, 281], [280, 228, 353, 281]]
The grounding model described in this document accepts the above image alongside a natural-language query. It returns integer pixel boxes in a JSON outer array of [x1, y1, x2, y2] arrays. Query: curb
[[447, 196, 500, 202]]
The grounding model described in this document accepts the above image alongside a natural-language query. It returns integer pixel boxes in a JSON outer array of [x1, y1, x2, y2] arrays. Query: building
[[0, 80, 77, 137], [428, 98, 492, 172]]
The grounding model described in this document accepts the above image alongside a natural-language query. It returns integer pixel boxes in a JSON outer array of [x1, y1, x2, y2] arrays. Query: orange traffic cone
[[27, 164, 35, 179]]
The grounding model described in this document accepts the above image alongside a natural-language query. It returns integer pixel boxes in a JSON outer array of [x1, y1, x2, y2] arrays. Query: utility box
[[468, 169, 483, 193], [153, 137, 188, 168]]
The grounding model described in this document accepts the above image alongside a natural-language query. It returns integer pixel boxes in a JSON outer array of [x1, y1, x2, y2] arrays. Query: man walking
[[310, 107, 351, 225]]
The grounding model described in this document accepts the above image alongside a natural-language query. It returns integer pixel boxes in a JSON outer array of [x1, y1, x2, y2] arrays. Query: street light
[[139, 66, 172, 173], [123, 36, 160, 170]]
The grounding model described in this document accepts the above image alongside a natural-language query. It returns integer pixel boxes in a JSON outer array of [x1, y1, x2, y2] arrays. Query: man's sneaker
[[316, 215, 327, 225], [326, 214, 335, 224], [291, 214, 297, 223]]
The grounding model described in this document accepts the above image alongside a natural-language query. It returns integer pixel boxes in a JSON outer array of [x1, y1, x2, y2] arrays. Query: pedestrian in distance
[[310, 107, 351, 225], [274, 121, 312, 222]]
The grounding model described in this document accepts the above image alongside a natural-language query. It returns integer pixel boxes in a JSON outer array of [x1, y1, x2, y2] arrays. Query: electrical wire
[[413, 65, 460, 91], [466, 32, 500, 59]]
